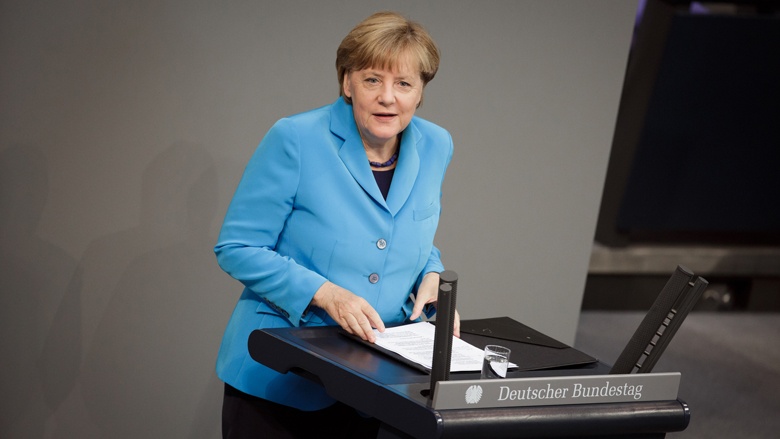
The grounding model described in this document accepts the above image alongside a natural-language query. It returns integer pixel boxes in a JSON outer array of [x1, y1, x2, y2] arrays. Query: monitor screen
[[596, 1, 780, 246]]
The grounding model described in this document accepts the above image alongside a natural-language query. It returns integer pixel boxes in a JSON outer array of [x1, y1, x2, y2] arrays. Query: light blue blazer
[[214, 97, 453, 410]]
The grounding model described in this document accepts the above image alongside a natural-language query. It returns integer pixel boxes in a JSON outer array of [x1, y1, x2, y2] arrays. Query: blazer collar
[[330, 97, 421, 215]]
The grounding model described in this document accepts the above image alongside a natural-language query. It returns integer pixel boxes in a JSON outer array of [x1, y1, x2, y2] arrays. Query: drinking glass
[[481, 344, 511, 379]]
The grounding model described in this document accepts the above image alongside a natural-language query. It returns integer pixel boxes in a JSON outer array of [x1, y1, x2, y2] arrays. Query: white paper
[[372, 322, 516, 372]]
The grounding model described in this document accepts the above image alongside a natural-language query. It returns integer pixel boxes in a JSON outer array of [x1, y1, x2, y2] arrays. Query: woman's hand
[[312, 281, 385, 343], [410, 272, 461, 338]]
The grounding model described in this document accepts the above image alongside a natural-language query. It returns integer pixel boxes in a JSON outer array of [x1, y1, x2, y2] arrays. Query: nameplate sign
[[431, 372, 680, 410]]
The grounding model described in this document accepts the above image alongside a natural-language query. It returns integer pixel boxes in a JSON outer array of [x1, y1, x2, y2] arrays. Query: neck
[[363, 134, 400, 164]]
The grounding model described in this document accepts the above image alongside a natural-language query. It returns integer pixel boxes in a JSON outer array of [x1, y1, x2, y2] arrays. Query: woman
[[215, 11, 458, 438]]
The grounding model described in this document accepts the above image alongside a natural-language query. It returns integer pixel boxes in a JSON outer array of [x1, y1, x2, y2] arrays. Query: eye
[[365, 77, 380, 85], [396, 81, 418, 94]]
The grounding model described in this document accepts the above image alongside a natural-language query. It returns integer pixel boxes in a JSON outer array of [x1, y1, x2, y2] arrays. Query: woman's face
[[342, 56, 423, 151]]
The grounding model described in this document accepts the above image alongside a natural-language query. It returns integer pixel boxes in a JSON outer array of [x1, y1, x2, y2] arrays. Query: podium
[[248, 321, 690, 438]]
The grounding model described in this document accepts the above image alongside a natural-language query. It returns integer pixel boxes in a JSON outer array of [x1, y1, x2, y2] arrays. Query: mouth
[[373, 113, 397, 121]]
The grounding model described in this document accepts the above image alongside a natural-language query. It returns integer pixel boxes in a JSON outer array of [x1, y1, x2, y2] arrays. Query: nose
[[378, 83, 395, 105]]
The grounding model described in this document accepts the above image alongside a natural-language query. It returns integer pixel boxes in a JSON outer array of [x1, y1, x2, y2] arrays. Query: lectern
[[248, 321, 690, 438]]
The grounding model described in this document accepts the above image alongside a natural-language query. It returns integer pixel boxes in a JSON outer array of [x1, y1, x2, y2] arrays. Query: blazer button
[[368, 273, 380, 284], [376, 238, 387, 250]]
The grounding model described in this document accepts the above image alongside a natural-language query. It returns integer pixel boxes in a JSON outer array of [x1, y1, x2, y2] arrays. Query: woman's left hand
[[410, 272, 461, 337]]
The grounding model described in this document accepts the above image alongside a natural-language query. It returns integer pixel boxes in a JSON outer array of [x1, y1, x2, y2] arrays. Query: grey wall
[[0, 1, 636, 437]]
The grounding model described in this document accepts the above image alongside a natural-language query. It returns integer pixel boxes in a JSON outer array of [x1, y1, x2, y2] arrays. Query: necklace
[[368, 152, 398, 168]]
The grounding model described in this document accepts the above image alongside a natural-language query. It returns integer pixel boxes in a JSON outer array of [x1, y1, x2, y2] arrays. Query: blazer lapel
[[385, 121, 420, 215], [331, 99, 387, 208]]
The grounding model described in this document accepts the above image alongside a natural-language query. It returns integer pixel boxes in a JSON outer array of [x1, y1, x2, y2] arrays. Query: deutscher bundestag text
[[498, 381, 643, 402]]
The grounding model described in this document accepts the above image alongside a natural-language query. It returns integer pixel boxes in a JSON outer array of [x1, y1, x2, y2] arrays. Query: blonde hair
[[336, 11, 440, 104]]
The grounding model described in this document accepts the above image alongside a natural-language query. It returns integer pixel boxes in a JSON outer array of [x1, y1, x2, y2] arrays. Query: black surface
[[460, 316, 567, 348], [248, 319, 690, 438], [459, 327, 597, 373]]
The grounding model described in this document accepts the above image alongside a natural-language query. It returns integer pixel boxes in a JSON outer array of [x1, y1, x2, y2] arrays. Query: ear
[[342, 72, 352, 99]]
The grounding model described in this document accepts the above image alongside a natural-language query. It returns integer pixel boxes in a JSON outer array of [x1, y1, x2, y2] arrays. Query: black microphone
[[428, 270, 458, 399]]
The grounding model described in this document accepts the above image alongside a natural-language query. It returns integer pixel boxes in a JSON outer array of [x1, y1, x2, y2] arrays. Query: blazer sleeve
[[414, 129, 453, 299], [214, 118, 327, 325]]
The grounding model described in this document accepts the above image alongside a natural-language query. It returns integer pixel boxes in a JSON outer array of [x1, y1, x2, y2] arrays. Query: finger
[[366, 308, 385, 334], [338, 304, 373, 342], [357, 317, 376, 343], [360, 306, 385, 342], [344, 313, 373, 342], [339, 313, 357, 336], [453, 309, 461, 338], [410, 291, 436, 320], [410, 299, 425, 320]]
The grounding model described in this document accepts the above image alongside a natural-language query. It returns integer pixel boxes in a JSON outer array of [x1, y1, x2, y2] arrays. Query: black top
[[372, 168, 395, 200]]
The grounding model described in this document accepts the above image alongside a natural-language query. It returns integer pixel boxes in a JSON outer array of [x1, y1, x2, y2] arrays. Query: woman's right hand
[[311, 281, 385, 343]]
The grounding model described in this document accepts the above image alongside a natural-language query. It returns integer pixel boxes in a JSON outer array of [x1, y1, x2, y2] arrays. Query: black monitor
[[595, 0, 780, 246]]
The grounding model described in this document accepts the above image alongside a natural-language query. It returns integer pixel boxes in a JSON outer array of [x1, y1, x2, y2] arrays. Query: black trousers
[[222, 384, 381, 438]]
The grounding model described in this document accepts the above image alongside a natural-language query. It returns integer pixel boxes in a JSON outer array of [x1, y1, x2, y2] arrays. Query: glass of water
[[481, 345, 511, 379]]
